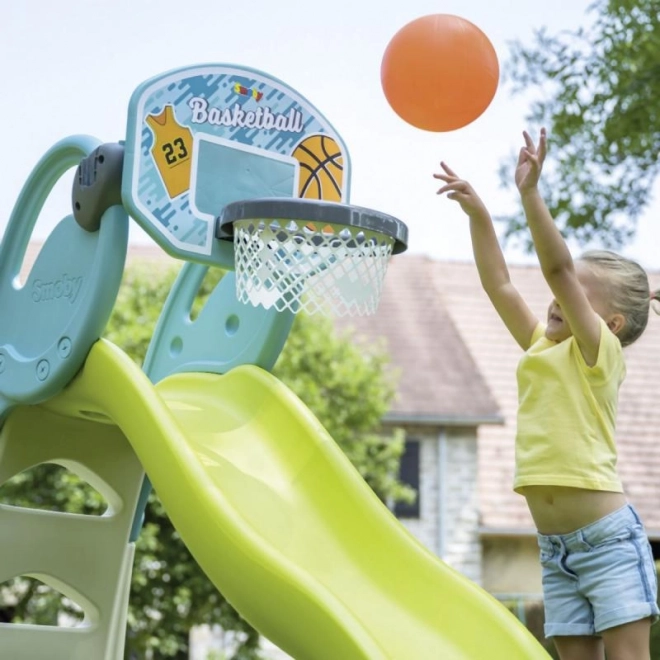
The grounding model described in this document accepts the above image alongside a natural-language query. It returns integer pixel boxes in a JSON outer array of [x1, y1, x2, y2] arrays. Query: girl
[[435, 128, 660, 660]]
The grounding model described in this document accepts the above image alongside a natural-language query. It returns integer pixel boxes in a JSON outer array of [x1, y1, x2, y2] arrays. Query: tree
[[500, 0, 660, 249], [0, 263, 411, 659]]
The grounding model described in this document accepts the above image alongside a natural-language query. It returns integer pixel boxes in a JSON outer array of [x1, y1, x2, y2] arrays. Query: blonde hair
[[579, 250, 659, 347]]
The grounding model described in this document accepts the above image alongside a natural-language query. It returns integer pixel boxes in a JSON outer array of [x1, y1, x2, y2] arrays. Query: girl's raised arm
[[435, 163, 539, 350], [516, 130, 604, 365]]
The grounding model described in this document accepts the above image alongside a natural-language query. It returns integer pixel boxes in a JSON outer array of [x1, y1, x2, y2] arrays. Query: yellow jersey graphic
[[146, 105, 193, 198]]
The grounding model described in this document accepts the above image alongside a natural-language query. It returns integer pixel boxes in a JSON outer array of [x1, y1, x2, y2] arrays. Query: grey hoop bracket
[[216, 198, 408, 254]]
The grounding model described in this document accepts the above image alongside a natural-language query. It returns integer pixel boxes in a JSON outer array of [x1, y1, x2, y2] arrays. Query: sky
[[2, 0, 658, 271]]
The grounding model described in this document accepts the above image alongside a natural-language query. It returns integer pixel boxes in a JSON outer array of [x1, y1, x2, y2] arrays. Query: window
[[394, 439, 420, 518]]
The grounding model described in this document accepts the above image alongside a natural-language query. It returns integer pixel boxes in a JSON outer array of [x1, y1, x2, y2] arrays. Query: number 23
[[162, 137, 188, 165]]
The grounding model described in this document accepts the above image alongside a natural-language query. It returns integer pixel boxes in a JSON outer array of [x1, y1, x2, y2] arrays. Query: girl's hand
[[515, 128, 547, 194], [434, 162, 489, 218]]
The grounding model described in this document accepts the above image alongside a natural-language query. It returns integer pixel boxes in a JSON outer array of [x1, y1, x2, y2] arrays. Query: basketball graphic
[[291, 134, 344, 201]]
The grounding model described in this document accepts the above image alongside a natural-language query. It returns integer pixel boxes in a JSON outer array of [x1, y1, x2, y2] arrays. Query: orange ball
[[381, 14, 499, 132]]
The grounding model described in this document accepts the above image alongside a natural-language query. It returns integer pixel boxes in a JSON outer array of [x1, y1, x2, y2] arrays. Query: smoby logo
[[32, 274, 83, 304]]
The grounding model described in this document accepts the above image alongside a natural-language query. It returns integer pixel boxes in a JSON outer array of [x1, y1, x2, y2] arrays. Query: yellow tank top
[[146, 105, 193, 198], [514, 318, 625, 493]]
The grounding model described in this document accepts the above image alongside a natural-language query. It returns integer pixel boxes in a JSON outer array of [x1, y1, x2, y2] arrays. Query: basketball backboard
[[122, 64, 351, 268]]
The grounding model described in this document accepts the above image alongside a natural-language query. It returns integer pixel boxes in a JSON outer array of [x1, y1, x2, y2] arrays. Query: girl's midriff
[[519, 485, 628, 535]]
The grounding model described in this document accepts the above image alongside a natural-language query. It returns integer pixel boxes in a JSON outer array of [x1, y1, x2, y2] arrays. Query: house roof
[[337, 255, 502, 425]]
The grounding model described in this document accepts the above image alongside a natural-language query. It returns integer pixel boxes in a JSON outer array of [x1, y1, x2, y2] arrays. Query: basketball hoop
[[216, 198, 408, 316]]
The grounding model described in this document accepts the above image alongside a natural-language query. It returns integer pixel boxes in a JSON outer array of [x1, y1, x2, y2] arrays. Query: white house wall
[[396, 426, 482, 585]]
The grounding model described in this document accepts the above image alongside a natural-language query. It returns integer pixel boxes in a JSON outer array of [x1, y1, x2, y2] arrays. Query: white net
[[233, 217, 394, 316]]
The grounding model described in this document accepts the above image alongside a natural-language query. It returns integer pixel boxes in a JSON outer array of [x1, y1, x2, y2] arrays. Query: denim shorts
[[538, 503, 660, 637]]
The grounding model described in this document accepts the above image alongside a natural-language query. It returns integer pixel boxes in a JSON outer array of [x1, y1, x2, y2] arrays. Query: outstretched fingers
[[434, 161, 463, 193], [537, 127, 547, 162], [436, 177, 471, 197], [437, 182, 466, 196], [522, 128, 547, 165], [433, 162, 458, 180], [439, 161, 458, 177], [517, 145, 529, 167]]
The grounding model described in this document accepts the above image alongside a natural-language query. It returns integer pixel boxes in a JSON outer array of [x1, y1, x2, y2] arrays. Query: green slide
[[43, 339, 549, 659]]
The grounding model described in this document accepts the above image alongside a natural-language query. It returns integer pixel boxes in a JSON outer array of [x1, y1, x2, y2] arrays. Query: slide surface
[[45, 340, 548, 659]]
